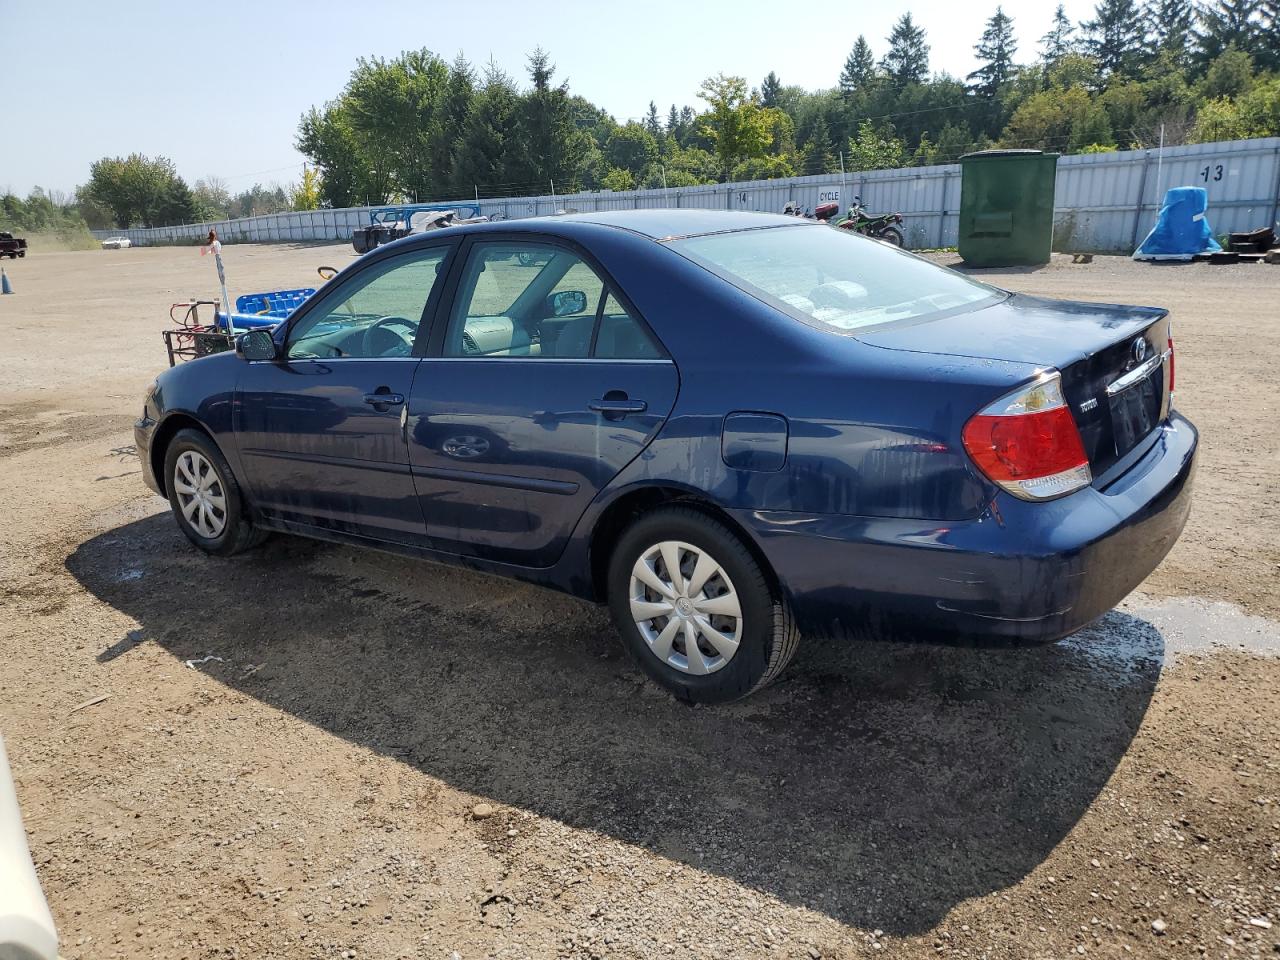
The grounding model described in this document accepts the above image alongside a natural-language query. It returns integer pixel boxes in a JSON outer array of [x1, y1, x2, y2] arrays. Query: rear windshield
[[671, 224, 1002, 333]]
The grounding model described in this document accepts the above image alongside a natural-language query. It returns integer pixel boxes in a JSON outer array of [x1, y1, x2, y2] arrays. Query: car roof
[[552, 208, 811, 240], [378, 208, 814, 256]]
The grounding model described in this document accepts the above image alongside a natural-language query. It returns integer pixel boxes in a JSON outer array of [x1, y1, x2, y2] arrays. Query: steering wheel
[[362, 315, 418, 357]]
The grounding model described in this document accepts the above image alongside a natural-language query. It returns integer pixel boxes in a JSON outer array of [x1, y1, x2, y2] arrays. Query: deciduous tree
[[696, 74, 773, 176], [83, 153, 198, 228]]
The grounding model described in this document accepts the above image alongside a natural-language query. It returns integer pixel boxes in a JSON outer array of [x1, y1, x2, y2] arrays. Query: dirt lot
[[1, 243, 1278, 960]]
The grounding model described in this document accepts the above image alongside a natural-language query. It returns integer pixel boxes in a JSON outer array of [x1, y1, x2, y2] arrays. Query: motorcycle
[[832, 196, 905, 247]]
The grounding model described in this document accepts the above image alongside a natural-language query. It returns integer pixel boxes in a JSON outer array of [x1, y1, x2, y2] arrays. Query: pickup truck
[[0, 232, 28, 259]]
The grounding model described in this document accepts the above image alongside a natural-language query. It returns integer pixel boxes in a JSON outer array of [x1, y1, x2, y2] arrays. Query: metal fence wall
[[92, 136, 1280, 254]]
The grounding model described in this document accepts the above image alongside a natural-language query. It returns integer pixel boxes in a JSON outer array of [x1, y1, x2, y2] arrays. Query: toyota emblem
[[1131, 337, 1148, 364]]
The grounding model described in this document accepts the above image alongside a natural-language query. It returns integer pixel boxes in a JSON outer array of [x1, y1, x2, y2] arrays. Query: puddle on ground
[[1064, 592, 1280, 676]]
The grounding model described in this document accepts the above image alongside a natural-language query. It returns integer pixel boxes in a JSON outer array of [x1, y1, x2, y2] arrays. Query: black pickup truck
[[0, 232, 27, 259]]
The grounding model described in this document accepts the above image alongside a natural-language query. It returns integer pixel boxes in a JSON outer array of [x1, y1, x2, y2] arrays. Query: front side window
[[286, 248, 449, 359], [445, 242, 662, 360], [671, 224, 1002, 333]]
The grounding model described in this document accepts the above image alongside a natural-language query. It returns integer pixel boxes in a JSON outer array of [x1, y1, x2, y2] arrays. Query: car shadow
[[66, 514, 1164, 936]]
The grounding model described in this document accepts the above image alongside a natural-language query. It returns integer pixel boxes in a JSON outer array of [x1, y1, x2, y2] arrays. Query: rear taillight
[[1167, 334, 1175, 394], [962, 372, 1092, 501]]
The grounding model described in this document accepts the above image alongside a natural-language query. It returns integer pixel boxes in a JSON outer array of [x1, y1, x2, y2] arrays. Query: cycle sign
[[818, 186, 841, 205]]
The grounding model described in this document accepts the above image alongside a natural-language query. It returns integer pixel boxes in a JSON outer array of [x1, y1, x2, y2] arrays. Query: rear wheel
[[877, 226, 905, 247], [163, 428, 266, 556], [607, 506, 800, 704]]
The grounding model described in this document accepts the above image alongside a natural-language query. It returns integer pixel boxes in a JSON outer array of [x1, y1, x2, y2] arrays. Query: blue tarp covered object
[[1133, 186, 1222, 261]]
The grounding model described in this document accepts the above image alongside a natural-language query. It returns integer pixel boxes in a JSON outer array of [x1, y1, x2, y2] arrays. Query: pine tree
[[839, 36, 876, 96], [798, 117, 836, 174], [644, 100, 662, 138], [513, 48, 589, 191], [528, 47, 553, 92], [1040, 4, 1076, 64], [968, 7, 1018, 97], [1082, 0, 1148, 79], [1146, 0, 1196, 66], [882, 15, 930, 86], [679, 105, 698, 143], [441, 54, 475, 190], [455, 60, 519, 194], [761, 71, 782, 108], [1260, 0, 1279, 68], [1195, 0, 1264, 63], [666, 104, 680, 136]]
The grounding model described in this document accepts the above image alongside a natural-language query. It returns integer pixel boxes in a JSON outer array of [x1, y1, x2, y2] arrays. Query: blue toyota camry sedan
[[136, 210, 1197, 703]]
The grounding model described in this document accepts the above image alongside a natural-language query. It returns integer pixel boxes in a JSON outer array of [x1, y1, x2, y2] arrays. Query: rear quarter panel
[[576, 226, 1036, 521]]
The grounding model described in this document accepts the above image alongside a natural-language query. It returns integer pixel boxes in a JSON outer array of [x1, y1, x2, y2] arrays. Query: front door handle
[[364, 390, 404, 408]]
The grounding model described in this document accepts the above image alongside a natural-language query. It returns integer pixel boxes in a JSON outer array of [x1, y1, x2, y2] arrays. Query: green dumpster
[[958, 149, 1059, 267]]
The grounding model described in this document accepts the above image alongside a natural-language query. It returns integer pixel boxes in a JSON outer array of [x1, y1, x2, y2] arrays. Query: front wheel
[[163, 428, 267, 556], [607, 506, 800, 704], [877, 226, 905, 247]]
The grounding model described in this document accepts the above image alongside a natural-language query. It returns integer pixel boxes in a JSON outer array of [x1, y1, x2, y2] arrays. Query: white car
[[100, 236, 131, 249]]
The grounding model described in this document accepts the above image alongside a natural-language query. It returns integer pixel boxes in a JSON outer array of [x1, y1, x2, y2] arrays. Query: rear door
[[236, 243, 454, 542], [407, 237, 678, 566]]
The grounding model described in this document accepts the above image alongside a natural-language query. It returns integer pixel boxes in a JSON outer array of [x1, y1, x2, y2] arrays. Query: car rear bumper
[[135, 416, 161, 495], [734, 412, 1198, 643]]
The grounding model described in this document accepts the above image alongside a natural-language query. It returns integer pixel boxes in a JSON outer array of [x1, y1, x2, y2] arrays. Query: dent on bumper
[[736, 413, 1198, 642]]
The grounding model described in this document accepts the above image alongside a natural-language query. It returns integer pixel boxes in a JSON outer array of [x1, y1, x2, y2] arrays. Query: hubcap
[[629, 540, 743, 675], [173, 450, 227, 539]]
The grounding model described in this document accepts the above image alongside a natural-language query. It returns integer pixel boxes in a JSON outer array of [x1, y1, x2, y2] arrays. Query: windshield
[[671, 225, 1002, 333]]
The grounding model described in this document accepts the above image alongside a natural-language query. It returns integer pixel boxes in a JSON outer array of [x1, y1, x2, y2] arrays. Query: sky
[[2, 0, 1098, 197]]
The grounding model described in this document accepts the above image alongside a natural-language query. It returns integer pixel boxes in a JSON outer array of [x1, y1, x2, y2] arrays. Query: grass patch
[[1, 226, 100, 253]]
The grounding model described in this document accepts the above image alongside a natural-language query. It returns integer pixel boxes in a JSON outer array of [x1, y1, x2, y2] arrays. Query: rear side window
[[672, 224, 1001, 333], [594, 292, 663, 359], [444, 241, 664, 360]]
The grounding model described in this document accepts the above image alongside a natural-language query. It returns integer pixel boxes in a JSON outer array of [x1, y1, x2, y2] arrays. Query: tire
[[163, 428, 267, 556], [877, 226, 905, 247], [607, 505, 800, 704]]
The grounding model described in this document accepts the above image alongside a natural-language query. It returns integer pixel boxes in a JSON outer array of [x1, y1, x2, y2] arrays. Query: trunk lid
[[857, 293, 1172, 477]]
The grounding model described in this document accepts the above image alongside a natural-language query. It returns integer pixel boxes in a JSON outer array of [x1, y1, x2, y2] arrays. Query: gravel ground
[[1, 243, 1278, 960]]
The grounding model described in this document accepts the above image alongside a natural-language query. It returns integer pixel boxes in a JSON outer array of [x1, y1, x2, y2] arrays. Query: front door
[[236, 245, 453, 543], [407, 239, 678, 566]]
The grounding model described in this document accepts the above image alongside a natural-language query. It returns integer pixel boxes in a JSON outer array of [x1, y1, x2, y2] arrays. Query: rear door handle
[[589, 398, 647, 415], [364, 392, 404, 406]]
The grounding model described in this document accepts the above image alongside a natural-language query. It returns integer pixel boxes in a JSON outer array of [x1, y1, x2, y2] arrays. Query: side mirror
[[236, 329, 277, 361], [547, 290, 587, 317]]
